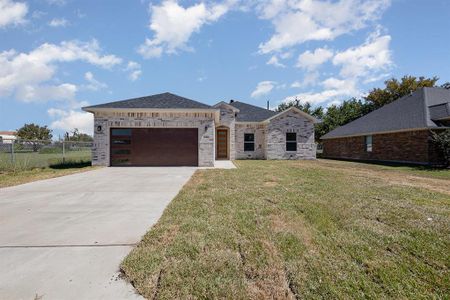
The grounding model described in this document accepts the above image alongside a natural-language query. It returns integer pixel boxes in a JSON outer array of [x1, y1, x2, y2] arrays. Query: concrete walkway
[[0, 167, 196, 300]]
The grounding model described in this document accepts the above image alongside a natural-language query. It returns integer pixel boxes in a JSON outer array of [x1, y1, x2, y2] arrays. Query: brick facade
[[92, 113, 215, 167], [216, 104, 236, 160], [266, 110, 316, 160], [235, 123, 267, 159], [322, 130, 445, 165], [90, 106, 317, 166]]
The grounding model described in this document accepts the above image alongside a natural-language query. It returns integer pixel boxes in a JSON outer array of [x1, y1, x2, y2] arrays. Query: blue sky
[[1, 0, 449, 137]]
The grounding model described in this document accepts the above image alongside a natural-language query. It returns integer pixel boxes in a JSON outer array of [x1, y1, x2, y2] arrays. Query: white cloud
[[266, 55, 285, 68], [333, 31, 392, 78], [48, 108, 93, 135], [84, 72, 107, 91], [125, 61, 142, 81], [48, 18, 68, 27], [285, 77, 358, 105], [296, 47, 333, 70], [285, 76, 359, 105], [257, 0, 391, 53], [251, 81, 277, 98], [290, 71, 319, 89], [0, 0, 28, 27], [46, 0, 66, 6], [15, 84, 77, 102], [282, 28, 392, 106], [138, 0, 235, 58], [291, 81, 301, 88], [0, 40, 121, 102]]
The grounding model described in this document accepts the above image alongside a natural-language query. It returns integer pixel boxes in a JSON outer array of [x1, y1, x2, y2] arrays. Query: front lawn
[[0, 162, 97, 188], [122, 160, 450, 299]]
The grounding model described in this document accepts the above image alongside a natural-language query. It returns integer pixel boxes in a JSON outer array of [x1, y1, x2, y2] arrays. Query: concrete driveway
[[0, 167, 196, 300]]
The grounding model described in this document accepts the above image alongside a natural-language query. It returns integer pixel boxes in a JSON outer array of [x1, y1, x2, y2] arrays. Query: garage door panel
[[111, 128, 198, 166]]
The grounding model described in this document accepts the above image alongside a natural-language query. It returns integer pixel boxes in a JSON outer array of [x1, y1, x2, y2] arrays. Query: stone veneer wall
[[322, 129, 445, 165], [92, 113, 215, 167], [235, 123, 267, 159], [216, 105, 236, 160], [266, 110, 316, 160]]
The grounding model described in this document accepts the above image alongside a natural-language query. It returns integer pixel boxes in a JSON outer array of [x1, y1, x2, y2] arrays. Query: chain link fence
[[0, 138, 92, 171]]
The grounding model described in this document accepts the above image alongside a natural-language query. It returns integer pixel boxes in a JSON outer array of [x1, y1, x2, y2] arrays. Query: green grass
[[319, 158, 450, 180], [0, 150, 91, 171], [0, 163, 97, 188], [122, 160, 450, 299]]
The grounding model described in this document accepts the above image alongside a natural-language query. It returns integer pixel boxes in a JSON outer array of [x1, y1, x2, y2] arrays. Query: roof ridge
[[83, 92, 212, 110], [230, 100, 273, 111]]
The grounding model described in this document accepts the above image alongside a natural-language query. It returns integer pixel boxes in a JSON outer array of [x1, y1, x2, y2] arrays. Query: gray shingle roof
[[429, 103, 450, 120], [83, 92, 212, 110], [321, 87, 450, 139], [228, 101, 277, 122]]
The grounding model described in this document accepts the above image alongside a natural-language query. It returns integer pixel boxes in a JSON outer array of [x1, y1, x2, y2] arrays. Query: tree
[[441, 82, 450, 90], [431, 129, 450, 167], [276, 98, 324, 119], [365, 75, 439, 109], [16, 123, 53, 152], [315, 98, 371, 139], [64, 128, 93, 142]]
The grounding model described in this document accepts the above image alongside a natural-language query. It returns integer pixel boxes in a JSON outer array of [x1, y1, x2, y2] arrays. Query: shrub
[[431, 129, 450, 167]]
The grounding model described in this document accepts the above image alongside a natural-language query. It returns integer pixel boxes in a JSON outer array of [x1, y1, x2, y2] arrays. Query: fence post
[[62, 141, 66, 164], [10, 139, 15, 164]]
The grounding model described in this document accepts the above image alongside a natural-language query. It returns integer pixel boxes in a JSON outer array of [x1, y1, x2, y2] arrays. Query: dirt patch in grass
[[308, 160, 450, 195], [122, 160, 450, 299]]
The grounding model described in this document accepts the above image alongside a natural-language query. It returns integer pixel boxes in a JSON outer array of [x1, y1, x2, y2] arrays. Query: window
[[111, 128, 132, 136], [365, 135, 373, 152], [112, 139, 131, 145], [244, 133, 255, 151], [111, 149, 131, 155], [286, 132, 297, 151]]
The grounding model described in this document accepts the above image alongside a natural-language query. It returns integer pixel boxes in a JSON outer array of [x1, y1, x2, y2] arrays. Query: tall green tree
[[315, 98, 371, 139], [16, 123, 53, 152], [365, 75, 439, 109], [17, 123, 52, 140]]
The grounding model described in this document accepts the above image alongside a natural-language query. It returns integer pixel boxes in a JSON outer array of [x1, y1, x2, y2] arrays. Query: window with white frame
[[365, 135, 373, 152]]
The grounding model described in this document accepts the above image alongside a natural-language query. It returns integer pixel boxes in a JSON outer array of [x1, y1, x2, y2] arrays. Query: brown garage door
[[110, 128, 198, 166]]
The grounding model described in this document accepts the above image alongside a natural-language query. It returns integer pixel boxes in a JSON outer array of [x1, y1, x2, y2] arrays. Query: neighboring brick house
[[321, 87, 450, 165], [83, 92, 318, 167]]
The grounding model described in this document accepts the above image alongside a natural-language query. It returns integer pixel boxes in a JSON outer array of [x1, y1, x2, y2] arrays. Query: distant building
[[0, 131, 17, 144]]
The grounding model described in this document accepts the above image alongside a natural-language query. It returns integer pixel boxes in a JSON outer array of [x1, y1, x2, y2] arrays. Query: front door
[[216, 129, 228, 159]]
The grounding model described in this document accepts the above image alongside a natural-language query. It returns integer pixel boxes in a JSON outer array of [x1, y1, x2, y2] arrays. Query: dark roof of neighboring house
[[429, 102, 450, 120], [228, 100, 277, 122], [83, 92, 212, 110], [321, 87, 450, 139]]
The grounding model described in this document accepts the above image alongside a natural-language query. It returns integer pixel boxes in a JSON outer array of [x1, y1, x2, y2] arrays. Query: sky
[[1, 0, 449, 137]]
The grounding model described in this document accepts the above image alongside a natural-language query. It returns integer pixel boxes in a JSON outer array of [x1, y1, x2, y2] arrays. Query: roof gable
[[265, 107, 319, 123], [83, 92, 212, 111], [228, 101, 277, 122]]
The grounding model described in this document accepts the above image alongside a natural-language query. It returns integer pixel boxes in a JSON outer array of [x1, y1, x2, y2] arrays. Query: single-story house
[[82, 92, 318, 167], [0, 131, 17, 144], [321, 87, 450, 165]]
